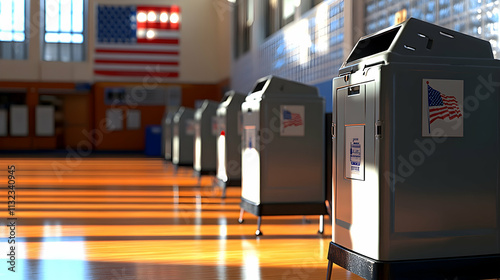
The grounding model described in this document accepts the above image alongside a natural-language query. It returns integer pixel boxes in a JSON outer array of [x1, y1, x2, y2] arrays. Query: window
[[234, 0, 251, 58], [282, 0, 296, 26], [0, 0, 28, 60], [266, 0, 279, 37], [42, 0, 85, 61], [266, 0, 324, 38], [266, 0, 294, 37]]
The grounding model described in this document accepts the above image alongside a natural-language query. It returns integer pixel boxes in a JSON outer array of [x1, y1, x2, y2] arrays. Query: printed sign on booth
[[345, 125, 365, 181]]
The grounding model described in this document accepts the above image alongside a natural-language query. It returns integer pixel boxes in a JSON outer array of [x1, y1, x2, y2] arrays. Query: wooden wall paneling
[[92, 82, 224, 151]]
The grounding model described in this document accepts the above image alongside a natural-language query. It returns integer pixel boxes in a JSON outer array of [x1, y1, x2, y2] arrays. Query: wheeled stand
[[239, 198, 327, 236]]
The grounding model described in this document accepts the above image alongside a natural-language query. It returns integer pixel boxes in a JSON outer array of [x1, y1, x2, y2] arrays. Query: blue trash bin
[[145, 125, 162, 156]]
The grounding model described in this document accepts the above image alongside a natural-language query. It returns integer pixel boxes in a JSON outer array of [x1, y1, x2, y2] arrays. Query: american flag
[[95, 5, 180, 81], [428, 84, 462, 124], [283, 109, 303, 128]]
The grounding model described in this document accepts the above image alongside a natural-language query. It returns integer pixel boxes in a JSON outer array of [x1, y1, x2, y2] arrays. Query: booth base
[[194, 170, 216, 177], [214, 178, 241, 198], [240, 198, 327, 216], [224, 178, 241, 187], [239, 198, 328, 236], [326, 242, 500, 280], [173, 162, 192, 167]]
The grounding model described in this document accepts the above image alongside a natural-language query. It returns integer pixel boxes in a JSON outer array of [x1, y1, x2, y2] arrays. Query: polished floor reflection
[[0, 156, 360, 280]]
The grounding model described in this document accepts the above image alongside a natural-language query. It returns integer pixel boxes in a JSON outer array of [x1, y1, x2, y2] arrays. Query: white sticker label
[[185, 119, 195, 136], [280, 105, 305, 136], [422, 79, 464, 137], [345, 126, 364, 181], [105, 108, 123, 131]]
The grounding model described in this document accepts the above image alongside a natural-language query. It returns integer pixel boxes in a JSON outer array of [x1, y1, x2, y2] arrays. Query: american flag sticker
[[422, 79, 464, 137], [280, 105, 305, 136]]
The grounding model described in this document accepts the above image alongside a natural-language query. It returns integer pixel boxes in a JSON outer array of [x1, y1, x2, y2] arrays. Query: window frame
[[281, 0, 296, 26], [41, 0, 87, 62], [265, 0, 324, 38], [0, 0, 29, 60], [234, 0, 251, 58]]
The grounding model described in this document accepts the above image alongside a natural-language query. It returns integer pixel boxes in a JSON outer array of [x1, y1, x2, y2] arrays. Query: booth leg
[[238, 209, 244, 224], [325, 259, 333, 280], [255, 216, 263, 236], [211, 178, 218, 195], [221, 185, 227, 199], [318, 215, 325, 234]]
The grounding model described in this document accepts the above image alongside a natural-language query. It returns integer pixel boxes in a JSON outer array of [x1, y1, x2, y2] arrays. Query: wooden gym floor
[[0, 156, 360, 280]]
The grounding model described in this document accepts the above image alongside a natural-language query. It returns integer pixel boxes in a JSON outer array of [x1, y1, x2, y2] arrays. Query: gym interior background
[[0, 0, 498, 279]]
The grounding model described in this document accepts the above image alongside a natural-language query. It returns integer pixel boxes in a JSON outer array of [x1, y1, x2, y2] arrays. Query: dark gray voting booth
[[162, 110, 176, 161], [193, 100, 219, 176], [327, 18, 500, 280], [239, 76, 327, 236], [215, 91, 246, 197], [172, 107, 195, 167]]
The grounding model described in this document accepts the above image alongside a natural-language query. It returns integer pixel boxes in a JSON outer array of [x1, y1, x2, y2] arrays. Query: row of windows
[[365, 0, 500, 57], [233, 0, 324, 58], [0, 0, 85, 61], [366, 0, 493, 14]]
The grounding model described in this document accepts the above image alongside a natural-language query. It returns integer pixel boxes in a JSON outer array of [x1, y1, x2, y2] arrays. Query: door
[[333, 81, 378, 255]]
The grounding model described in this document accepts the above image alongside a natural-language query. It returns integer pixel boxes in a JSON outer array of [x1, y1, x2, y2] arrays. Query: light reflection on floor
[[0, 157, 358, 280]]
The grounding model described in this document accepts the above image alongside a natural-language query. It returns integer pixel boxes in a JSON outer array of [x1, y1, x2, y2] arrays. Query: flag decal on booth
[[422, 79, 463, 137], [280, 105, 305, 136]]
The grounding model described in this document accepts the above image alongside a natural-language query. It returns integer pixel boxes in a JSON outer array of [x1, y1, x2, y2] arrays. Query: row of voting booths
[[162, 76, 331, 236], [163, 93, 245, 182], [3, 15, 498, 280], [163, 17, 500, 279]]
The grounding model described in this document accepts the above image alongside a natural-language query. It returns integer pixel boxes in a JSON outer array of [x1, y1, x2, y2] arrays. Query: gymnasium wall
[[230, 0, 364, 112], [0, 0, 230, 151]]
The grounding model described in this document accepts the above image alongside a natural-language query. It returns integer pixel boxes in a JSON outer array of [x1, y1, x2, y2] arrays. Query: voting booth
[[327, 18, 500, 280], [193, 100, 219, 176], [172, 107, 195, 167], [239, 76, 327, 236], [215, 91, 246, 197], [162, 111, 176, 161]]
